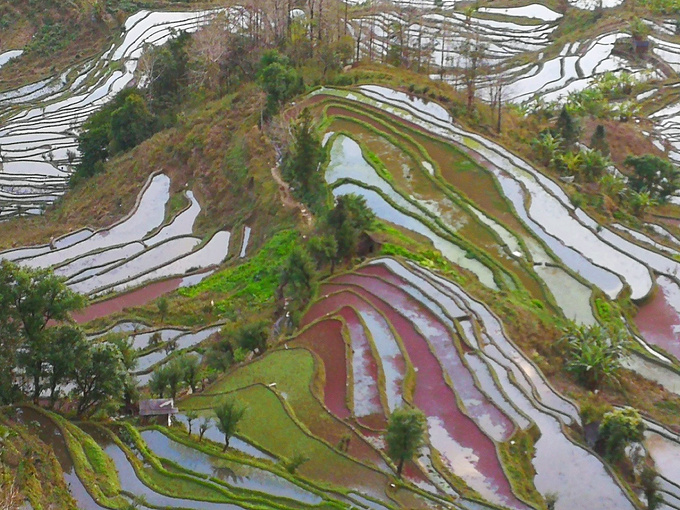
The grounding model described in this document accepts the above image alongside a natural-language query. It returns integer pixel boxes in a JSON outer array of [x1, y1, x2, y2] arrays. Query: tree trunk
[[397, 456, 404, 478], [32, 368, 41, 404], [223, 436, 230, 451]]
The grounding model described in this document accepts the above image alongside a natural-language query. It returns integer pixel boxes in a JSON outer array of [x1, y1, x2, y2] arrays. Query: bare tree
[[458, 34, 488, 112]]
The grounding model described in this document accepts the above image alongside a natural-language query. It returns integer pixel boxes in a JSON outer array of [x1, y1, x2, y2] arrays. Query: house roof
[[139, 398, 178, 416]]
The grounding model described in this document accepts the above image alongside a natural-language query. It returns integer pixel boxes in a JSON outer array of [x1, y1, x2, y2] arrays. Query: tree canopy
[[625, 154, 680, 201], [385, 406, 427, 477], [0, 260, 86, 403], [214, 397, 247, 451], [0, 261, 127, 415]]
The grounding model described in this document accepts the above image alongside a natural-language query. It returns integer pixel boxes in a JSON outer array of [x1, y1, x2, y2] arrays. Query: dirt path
[[271, 165, 313, 226]]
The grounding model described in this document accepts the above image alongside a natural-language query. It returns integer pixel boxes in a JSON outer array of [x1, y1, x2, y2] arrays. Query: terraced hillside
[[4, 0, 680, 509]]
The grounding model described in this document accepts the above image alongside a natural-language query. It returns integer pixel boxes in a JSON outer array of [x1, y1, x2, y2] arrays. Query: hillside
[[2, 1, 680, 510]]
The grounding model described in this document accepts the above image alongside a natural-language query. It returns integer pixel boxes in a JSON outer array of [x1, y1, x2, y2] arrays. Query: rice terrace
[[5, 0, 680, 509]]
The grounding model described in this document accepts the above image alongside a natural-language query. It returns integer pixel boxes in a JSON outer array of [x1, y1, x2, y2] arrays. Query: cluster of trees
[[73, 89, 157, 182], [0, 261, 131, 416], [275, 107, 376, 316], [184, 397, 247, 452], [148, 353, 202, 399], [74, 34, 192, 183], [278, 193, 376, 316], [205, 320, 270, 372], [532, 108, 680, 216]]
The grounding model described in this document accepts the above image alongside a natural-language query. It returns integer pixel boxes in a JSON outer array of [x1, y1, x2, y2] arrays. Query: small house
[[139, 398, 178, 426]]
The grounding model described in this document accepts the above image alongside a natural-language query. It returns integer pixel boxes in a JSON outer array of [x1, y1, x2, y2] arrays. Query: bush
[[559, 323, 631, 389], [599, 407, 644, 461]]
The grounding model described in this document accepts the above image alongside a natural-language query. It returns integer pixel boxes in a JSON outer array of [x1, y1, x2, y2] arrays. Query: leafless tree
[[458, 34, 488, 111]]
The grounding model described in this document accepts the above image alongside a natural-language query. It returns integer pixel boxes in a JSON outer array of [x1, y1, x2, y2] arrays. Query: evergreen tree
[[257, 50, 303, 116], [179, 354, 202, 393], [556, 106, 580, 148], [308, 235, 338, 272], [110, 94, 156, 152], [590, 124, 610, 156], [327, 194, 375, 259], [280, 246, 318, 310], [625, 154, 680, 201], [165, 359, 185, 399], [71, 342, 127, 417], [281, 107, 326, 210], [149, 365, 169, 398], [1, 261, 86, 403]]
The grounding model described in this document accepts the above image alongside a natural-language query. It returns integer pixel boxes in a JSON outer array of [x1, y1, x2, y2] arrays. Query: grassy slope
[[0, 413, 77, 510], [182, 383, 394, 500]]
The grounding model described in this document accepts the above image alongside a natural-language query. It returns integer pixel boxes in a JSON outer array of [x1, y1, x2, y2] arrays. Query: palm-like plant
[[630, 189, 658, 216], [560, 322, 631, 389], [599, 174, 628, 203], [580, 149, 611, 181], [558, 151, 583, 176], [532, 132, 563, 168]]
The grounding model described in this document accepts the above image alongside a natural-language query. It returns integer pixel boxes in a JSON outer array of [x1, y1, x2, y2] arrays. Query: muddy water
[[318, 284, 526, 509], [295, 318, 351, 419], [332, 272, 515, 443], [14, 408, 108, 510], [139, 430, 322, 504], [635, 276, 680, 360], [302, 294, 385, 420], [325, 107, 545, 300], [304, 289, 407, 417], [72, 277, 182, 323]]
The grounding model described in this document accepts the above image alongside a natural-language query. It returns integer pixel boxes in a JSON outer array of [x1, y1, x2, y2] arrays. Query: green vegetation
[[258, 50, 304, 117], [281, 107, 327, 212], [0, 262, 125, 416], [599, 407, 644, 461], [280, 246, 319, 316], [6, 0, 680, 506], [24, 20, 76, 56], [213, 397, 247, 450], [559, 323, 631, 390], [385, 407, 426, 478], [179, 230, 298, 308], [74, 89, 157, 183], [625, 154, 680, 201]]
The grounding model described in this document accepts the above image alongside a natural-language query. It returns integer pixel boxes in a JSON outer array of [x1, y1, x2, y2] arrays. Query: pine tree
[[556, 106, 580, 148], [590, 124, 609, 156]]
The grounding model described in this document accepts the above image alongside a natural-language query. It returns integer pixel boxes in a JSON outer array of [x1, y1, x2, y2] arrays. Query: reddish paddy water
[[635, 276, 680, 360], [302, 293, 386, 421], [336, 270, 515, 442], [321, 279, 526, 510], [296, 318, 351, 419], [73, 277, 183, 323]]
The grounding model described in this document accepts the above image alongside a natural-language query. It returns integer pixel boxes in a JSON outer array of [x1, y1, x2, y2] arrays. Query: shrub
[[599, 407, 644, 461], [559, 323, 631, 389]]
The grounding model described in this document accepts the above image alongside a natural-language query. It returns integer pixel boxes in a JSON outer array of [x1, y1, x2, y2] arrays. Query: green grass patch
[[182, 383, 391, 498], [178, 229, 298, 309], [497, 426, 544, 509]]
